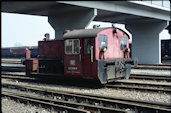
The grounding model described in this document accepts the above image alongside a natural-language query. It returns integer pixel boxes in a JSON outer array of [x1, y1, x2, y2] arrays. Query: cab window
[[65, 39, 80, 54], [120, 37, 127, 50], [84, 39, 92, 54], [73, 40, 80, 54], [98, 34, 108, 49], [65, 40, 72, 54]]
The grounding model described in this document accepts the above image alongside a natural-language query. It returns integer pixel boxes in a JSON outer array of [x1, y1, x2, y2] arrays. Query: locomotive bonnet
[[26, 27, 138, 84]]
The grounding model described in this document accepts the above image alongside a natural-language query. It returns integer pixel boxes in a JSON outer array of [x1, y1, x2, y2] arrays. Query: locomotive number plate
[[70, 60, 75, 65]]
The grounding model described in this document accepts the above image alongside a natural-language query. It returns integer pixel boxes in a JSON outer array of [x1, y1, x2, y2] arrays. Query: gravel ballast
[[2, 79, 171, 104], [2, 97, 54, 113], [2, 67, 171, 113]]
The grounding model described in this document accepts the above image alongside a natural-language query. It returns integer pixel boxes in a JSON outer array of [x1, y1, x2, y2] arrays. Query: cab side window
[[98, 34, 108, 49], [65, 39, 80, 54], [120, 37, 127, 50], [73, 40, 80, 54], [65, 40, 72, 54], [84, 39, 92, 54]]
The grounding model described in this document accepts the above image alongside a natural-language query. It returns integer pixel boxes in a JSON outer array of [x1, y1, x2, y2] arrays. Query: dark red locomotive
[[26, 27, 137, 84]]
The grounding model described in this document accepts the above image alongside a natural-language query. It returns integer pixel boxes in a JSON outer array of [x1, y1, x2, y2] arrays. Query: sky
[[1, 12, 170, 48]]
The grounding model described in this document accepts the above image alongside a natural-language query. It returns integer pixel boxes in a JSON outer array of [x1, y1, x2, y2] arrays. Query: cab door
[[64, 39, 82, 77], [82, 38, 94, 78]]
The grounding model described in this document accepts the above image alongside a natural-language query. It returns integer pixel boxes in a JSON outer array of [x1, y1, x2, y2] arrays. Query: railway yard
[[1, 58, 171, 113], [2, 1, 171, 113]]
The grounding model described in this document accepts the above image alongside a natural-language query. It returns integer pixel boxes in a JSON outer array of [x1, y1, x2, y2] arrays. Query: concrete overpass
[[2, 1, 170, 64]]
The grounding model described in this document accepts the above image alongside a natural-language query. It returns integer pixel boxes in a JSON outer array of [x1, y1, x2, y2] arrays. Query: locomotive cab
[[63, 27, 138, 84], [64, 38, 97, 79]]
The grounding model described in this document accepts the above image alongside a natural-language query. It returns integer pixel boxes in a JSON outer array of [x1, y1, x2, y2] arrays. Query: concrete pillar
[[48, 8, 97, 39], [126, 20, 168, 64]]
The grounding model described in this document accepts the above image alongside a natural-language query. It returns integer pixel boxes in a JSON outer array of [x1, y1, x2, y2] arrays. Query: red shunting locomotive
[[26, 27, 138, 84]]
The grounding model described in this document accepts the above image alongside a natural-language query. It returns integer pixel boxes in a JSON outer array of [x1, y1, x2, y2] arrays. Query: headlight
[[128, 48, 130, 52]]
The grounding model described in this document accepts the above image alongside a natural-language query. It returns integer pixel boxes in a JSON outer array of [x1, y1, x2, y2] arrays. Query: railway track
[[2, 62, 171, 73], [2, 83, 171, 113], [105, 81, 171, 94], [131, 64, 171, 70], [3, 66, 170, 71], [2, 72, 171, 82], [2, 61, 171, 112], [137, 64, 171, 66], [2, 91, 90, 113], [2, 74, 171, 94], [1, 66, 25, 72], [130, 74, 171, 82], [1, 74, 35, 81], [2, 59, 22, 64], [3, 58, 171, 66], [1, 61, 22, 64]]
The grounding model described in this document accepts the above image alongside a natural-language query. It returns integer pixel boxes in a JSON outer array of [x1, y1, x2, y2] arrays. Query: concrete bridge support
[[48, 8, 97, 39], [126, 21, 168, 64]]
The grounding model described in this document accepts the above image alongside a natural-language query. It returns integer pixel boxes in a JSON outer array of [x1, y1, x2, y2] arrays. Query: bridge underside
[[2, 1, 170, 64], [2, 1, 166, 24]]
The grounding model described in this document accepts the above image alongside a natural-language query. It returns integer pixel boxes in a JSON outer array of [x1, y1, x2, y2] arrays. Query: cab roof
[[63, 27, 130, 39]]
